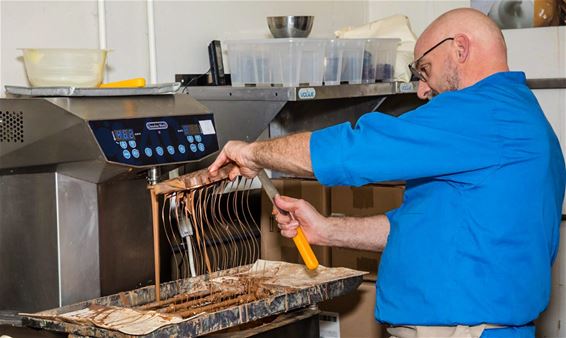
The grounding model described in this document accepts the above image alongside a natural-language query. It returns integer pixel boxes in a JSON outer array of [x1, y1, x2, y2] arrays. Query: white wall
[[0, 0, 369, 89], [368, 0, 470, 37], [1, 1, 101, 88]]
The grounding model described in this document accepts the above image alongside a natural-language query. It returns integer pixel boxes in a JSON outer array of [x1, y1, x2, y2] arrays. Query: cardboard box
[[260, 178, 331, 266], [320, 281, 386, 338], [330, 185, 404, 281], [332, 248, 382, 282], [331, 185, 404, 217]]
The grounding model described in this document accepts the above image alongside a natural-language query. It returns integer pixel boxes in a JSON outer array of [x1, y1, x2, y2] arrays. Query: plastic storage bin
[[362, 38, 400, 83], [224, 40, 273, 87], [323, 39, 366, 85], [225, 39, 326, 87]]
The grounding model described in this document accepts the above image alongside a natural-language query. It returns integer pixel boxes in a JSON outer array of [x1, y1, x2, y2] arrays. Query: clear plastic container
[[225, 39, 326, 87], [21, 48, 108, 87], [362, 38, 400, 83], [323, 39, 366, 85], [224, 40, 273, 87]]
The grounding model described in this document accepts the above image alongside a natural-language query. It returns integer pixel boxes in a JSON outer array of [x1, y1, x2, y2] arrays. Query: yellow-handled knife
[[257, 170, 319, 270]]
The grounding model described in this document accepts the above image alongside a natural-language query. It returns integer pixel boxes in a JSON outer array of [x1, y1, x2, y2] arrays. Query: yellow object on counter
[[99, 78, 146, 88]]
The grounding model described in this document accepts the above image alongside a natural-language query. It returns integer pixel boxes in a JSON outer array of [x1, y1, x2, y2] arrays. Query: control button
[[119, 141, 128, 149], [190, 144, 198, 153], [167, 145, 175, 155], [198, 143, 205, 152], [132, 149, 140, 158], [178, 144, 186, 154], [186, 135, 194, 143], [156, 146, 164, 156], [128, 140, 137, 148], [144, 147, 153, 157], [122, 149, 131, 159], [195, 135, 202, 142]]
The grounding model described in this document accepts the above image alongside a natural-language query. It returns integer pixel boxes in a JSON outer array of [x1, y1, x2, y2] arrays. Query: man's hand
[[209, 133, 313, 179], [274, 194, 391, 251], [273, 195, 329, 246], [208, 141, 260, 180]]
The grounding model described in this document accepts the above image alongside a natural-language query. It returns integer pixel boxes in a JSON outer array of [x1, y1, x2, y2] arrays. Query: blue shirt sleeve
[[310, 108, 502, 186]]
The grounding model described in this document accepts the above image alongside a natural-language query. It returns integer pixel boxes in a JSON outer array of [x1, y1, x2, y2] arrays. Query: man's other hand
[[273, 195, 328, 246]]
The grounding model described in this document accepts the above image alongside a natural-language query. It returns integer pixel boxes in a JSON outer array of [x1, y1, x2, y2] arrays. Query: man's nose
[[417, 80, 431, 100]]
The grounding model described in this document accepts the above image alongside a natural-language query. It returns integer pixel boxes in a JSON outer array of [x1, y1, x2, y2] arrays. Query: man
[[209, 8, 565, 338]]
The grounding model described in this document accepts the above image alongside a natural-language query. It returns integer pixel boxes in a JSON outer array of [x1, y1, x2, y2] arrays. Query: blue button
[[178, 144, 186, 154], [167, 145, 175, 155], [144, 147, 153, 157], [190, 144, 198, 153], [122, 149, 131, 159], [186, 135, 194, 143], [198, 143, 205, 152], [120, 141, 128, 149], [128, 140, 137, 148], [195, 135, 202, 142], [132, 149, 140, 158], [156, 146, 164, 156]]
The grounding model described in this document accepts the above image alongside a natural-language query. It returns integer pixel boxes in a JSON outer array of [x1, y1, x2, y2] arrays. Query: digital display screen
[[112, 129, 135, 141], [182, 124, 201, 135]]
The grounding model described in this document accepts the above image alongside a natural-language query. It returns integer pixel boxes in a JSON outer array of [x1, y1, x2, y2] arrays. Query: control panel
[[89, 114, 218, 167]]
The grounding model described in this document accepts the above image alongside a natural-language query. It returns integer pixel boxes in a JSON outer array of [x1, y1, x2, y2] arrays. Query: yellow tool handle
[[99, 78, 146, 88], [293, 227, 319, 270], [257, 169, 319, 270]]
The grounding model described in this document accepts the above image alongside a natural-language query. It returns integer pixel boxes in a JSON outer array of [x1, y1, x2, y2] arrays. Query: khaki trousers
[[387, 324, 506, 338]]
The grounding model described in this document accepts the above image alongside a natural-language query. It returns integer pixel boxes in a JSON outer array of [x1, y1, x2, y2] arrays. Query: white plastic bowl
[[21, 48, 108, 87]]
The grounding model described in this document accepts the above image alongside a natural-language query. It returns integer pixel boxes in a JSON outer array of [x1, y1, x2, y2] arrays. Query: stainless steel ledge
[[186, 81, 419, 101], [527, 78, 566, 90]]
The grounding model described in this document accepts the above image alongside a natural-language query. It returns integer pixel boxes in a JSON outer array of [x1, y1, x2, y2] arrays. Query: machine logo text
[[146, 121, 169, 130]]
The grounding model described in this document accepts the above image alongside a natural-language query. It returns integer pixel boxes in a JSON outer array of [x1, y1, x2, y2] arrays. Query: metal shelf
[[186, 77, 566, 102], [527, 78, 566, 90], [186, 81, 418, 101]]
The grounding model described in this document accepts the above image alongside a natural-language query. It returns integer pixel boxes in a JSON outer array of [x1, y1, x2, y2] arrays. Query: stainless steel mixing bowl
[[267, 16, 314, 38]]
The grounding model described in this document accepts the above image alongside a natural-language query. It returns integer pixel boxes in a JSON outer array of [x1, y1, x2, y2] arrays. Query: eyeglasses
[[408, 37, 454, 82]]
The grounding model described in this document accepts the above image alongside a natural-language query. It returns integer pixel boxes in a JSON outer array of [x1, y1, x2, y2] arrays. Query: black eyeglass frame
[[408, 37, 454, 82]]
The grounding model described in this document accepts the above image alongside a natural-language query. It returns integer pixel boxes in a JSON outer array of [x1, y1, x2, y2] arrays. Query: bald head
[[414, 8, 509, 98], [418, 8, 507, 56]]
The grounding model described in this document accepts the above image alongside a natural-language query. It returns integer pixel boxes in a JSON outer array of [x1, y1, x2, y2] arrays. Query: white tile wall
[[104, 1, 150, 84], [368, 0, 469, 36], [153, 1, 369, 84], [0, 1, 369, 89], [1, 1, 100, 90], [560, 27, 566, 78], [504, 27, 564, 79]]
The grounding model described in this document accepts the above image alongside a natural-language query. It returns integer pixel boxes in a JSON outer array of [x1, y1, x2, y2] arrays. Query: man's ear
[[453, 34, 470, 63]]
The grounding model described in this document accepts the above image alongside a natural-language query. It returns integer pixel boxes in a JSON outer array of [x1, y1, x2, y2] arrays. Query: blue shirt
[[310, 72, 565, 337]]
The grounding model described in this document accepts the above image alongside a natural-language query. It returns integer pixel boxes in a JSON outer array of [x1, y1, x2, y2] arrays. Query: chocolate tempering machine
[[0, 86, 364, 337]]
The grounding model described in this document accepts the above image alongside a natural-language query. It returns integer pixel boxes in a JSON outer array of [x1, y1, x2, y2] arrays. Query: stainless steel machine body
[[0, 94, 225, 313]]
